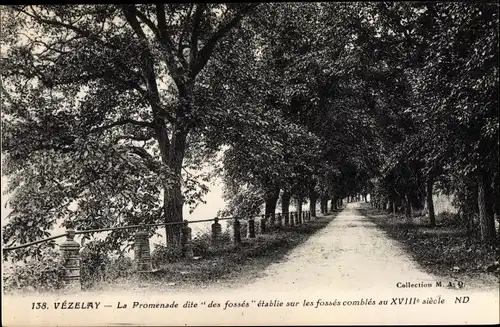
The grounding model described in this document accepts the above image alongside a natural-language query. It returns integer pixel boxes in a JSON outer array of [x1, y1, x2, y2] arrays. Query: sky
[[0, 171, 229, 247]]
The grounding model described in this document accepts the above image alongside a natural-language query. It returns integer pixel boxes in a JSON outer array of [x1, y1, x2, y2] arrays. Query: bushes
[[106, 255, 134, 280], [3, 241, 136, 293], [151, 243, 183, 268], [191, 233, 212, 257], [436, 211, 460, 227], [151, 228, 236, 266], [80, 240, 136, 289], [80, 240, 110, 289], [3, 248, 65, 294]]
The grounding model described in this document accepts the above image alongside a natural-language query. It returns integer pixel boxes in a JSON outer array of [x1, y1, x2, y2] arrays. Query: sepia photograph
[[1, 2, 499, 326]]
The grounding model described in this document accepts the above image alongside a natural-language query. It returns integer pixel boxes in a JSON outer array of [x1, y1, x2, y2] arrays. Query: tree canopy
[[2, 2, 498, 259]]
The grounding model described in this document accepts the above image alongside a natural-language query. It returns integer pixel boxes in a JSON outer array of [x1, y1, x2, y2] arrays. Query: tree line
[[1, 3, 498, 258]]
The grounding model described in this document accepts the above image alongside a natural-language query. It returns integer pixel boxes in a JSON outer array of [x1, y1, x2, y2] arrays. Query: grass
[[89, 213, 338, 293], [359, 205, 500, 290]]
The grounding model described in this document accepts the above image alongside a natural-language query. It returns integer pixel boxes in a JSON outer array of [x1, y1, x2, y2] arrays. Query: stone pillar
[[277, 213, 283, 227], [260, 215, 267, 234], [211, 218, 222, 246], [290, 212, 295, 227], [248, 217, 256, 238], [233, 218, 242, 244], [60, 230, 81, 291], [181, 220, 194, 259], [134, 230, 152, 272]]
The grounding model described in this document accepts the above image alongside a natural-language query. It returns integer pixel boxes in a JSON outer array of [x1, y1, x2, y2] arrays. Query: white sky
[[0, 168, 228, 247]]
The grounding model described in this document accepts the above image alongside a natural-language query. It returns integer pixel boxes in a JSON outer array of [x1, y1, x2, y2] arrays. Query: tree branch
[[122, 5, 175, 123], [114, 132, 155, 143], [189, 3, 207, 68], [91, 119, 154, 134], [16, 6, 147, 94], [178, 4, 195, 64], [191, 4, 259, 78], [134, 8, 160, 39], [18, 6, 120, 51], [126, 146, 161, 173], [156, 4, 188, 73]]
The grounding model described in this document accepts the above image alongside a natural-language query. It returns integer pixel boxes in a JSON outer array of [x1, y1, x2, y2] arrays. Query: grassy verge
[[359, 205, 499, 290], [90, 213, 338, 293]]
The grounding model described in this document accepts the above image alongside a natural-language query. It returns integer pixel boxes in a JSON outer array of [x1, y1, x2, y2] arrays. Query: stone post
[[260, 215, 267, 234], [60, 230, 81, 291], [290, 212, 295, 227], [211, 218, 222, 246], [248, 217, 256, 238], [134, 229, 152, 272], [233, 218, 242, 244], [181, 220, 194, 259], [269, 213, 275, 229], [277, 213, 283, 227]]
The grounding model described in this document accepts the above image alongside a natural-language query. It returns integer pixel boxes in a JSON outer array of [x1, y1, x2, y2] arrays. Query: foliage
[[364, 206, 499, 280], [190, 232, 212, 257], [3, 248, 65, 293], [365, 3, 498, 241], [1, 3, 261, 251], [150, 243, 183, 268], [80, 240, 111, 289], [2, 2, 498, 260]]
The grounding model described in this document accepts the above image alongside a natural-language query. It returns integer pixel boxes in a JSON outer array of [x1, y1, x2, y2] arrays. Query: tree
[[2, 4, 259, 250]]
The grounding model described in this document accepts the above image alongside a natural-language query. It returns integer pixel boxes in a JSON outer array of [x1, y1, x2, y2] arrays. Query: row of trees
[[365, 3, 498, 242], [1, 3, 497, 259]]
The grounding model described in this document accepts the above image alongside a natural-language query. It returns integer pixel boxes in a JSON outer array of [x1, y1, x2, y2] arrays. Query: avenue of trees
[[1, 3, 498, 259]]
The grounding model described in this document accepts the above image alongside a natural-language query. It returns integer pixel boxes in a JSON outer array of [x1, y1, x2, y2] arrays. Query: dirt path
[[226, 203, 498, 296], [5, 203, 498, 326]]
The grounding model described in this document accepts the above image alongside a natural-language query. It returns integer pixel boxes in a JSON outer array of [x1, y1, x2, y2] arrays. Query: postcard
[[2, 3, 499, 326]]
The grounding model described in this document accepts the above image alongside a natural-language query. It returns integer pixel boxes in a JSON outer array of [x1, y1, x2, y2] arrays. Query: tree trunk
[[320, 196, 328, 214], [164, 129, 189, 244], [158, 115, 189, 245], [477, 173, 496, 242], [282, 191, 291, 217], [387, 199, 394, 214], [296, 197, 303, 221], [404, 193, 412, 221], [426, 177, 436, 227], [309, 192, 317, 217], [265, 187, 280, 217], [393, 193, 400, 214]]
